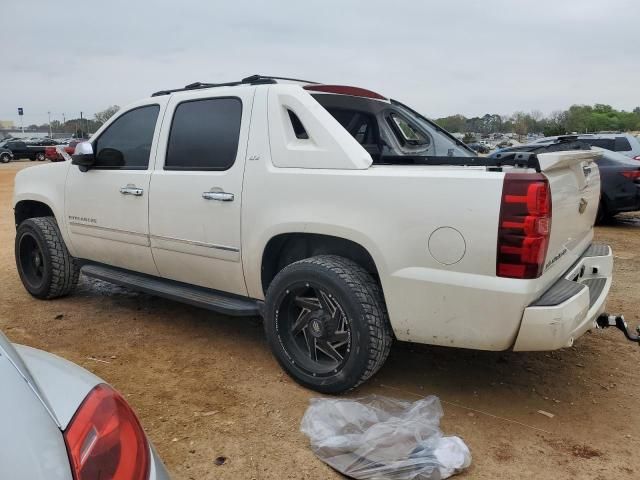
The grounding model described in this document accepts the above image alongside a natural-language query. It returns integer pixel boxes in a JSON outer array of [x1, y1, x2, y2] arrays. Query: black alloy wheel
[[275, 282, 352, 377]]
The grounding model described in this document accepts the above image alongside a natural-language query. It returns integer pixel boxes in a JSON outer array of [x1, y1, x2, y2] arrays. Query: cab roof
[[152, 74, 388, 101]]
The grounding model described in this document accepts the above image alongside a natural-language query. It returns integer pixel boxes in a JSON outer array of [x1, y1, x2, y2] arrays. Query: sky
[[1, 0, 639, 126]]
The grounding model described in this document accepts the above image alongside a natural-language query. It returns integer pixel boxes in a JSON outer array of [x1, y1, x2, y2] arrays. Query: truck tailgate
[[538, 150, 601, 285]]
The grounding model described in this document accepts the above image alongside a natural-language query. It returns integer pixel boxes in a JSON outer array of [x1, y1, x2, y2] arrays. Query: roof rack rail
[[151, 74, 320, 97]]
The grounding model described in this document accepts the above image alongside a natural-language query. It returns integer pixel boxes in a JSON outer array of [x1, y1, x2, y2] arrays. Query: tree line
[[435, 104, 640, 136]]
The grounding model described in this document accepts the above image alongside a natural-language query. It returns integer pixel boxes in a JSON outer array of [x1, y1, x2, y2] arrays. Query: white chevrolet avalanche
[[12, 75, 629, 393]]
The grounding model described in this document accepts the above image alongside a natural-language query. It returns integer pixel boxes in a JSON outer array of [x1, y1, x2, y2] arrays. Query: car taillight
[[64, 384, 150, 480], [621, 170, 640, 182], [497, 173, 552, 279]]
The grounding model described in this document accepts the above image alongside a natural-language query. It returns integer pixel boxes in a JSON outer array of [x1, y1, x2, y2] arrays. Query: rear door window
[[165, 97, 242, 171]]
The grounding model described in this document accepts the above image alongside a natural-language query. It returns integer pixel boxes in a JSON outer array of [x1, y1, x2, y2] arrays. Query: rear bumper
[[513, 244, 613, 351]]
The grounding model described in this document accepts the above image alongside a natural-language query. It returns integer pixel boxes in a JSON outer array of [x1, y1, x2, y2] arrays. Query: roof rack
[[151, 74, 320, 97]]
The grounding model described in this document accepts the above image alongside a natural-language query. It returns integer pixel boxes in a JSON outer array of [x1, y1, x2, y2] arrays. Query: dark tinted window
[[165, 97, 242, 171], [585, 138, 615, 150], [614, 136, 632, 152], [93, 105, 159, 169]]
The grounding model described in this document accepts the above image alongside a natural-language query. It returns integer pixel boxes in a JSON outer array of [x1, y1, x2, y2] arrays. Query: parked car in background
[[46, 139, 84, 161], [33, 138, 60, 146], [531, 133, 640, 160], [491, 143, 640, 222], [0, 331, 169, 480], [467, 142, 490, 154], [0, 147, 14, 163], [3, 140, 47, 161]]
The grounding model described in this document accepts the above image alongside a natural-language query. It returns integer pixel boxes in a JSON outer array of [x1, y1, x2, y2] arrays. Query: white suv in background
[[532, 133, 640, 160]]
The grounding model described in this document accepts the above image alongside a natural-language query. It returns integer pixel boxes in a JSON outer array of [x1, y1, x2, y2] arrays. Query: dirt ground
[[1, 160, 639, 479]]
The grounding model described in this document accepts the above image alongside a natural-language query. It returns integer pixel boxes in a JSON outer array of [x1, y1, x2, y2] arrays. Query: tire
[[264, 255, 392, 394], [35, 152, 45, 161], [0, 153, 10, 163], [15, 217, 79, 299], [596, 200, 613, 225]]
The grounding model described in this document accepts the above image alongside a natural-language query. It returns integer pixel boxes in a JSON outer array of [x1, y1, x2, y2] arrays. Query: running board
[[81, 264, 260, 317]]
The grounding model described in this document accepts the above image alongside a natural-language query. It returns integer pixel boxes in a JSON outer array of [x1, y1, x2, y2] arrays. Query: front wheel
[[264, 255, 392, 394], [15, 217, 79, 299], [0, 153, 10, 163], [35, 152, 46, 161]]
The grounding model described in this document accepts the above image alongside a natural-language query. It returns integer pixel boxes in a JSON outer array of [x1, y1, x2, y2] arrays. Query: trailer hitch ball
[[596, 314, 640, 345]]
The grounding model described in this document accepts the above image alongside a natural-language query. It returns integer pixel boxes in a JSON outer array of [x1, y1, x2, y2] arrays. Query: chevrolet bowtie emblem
[[579, 198, 588, 214]]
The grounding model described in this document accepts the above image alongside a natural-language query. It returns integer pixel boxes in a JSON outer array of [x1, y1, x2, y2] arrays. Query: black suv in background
[[0, 140, 46, 161]]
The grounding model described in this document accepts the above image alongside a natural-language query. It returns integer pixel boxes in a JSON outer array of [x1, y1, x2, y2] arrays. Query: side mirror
[[71, 142, 95, 172], [95, 148, 124, 167]]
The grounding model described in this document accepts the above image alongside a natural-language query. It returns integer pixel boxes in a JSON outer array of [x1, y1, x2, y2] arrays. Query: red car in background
[[44, 140, 83, 162]]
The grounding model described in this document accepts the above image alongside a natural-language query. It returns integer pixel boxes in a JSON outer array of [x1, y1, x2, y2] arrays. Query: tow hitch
[[596, 314, 640, 345]]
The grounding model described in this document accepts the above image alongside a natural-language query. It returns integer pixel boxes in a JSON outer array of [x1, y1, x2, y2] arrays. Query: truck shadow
[[75, 276, 625, 410]]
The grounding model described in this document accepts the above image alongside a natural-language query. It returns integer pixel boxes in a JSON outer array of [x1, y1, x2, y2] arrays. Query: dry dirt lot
[[1, 161, 639, 479]]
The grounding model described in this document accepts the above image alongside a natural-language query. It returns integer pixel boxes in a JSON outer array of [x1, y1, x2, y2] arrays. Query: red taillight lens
[[64, 384, 150, 480], [497, 173, 552, 279], [621, 170, 640, 182]]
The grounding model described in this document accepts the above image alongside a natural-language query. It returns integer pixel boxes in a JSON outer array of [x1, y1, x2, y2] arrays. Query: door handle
[[120, 185, 144, 196], [202, 191, 234, 202]]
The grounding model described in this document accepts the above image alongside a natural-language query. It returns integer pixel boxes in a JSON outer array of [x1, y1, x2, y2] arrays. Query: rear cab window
[[311, 92, 473, 161], [387, 112, 430, 148]]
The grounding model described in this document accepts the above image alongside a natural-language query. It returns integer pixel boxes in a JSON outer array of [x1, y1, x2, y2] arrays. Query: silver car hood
[[0, 331, 100, 429]]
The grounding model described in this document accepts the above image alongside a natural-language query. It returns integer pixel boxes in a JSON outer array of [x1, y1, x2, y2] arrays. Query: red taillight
[[621, 170, 640, 181], [64, 384, 150, 480], [303, 84, 387, 100], [497, 173, 552, 279]]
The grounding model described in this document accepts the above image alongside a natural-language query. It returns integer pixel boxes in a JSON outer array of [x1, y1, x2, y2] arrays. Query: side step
[[81, 264, 260, 317]]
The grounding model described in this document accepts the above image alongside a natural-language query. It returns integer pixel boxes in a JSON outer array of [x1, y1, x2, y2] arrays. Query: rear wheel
[[596, 200, 613, 225], [0, 153, 10, 163], [35, 152, 46, 161], [264, 255, 392, 393], [15, 217, 79, 299]]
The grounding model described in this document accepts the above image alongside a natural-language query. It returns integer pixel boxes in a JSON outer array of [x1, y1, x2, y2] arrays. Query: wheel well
[[261, 233, 379, 293], [14, 201, 55, 228]]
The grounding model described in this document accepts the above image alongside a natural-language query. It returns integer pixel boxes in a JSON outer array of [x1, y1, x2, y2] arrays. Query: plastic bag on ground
[[300, 395, 471, 480]]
